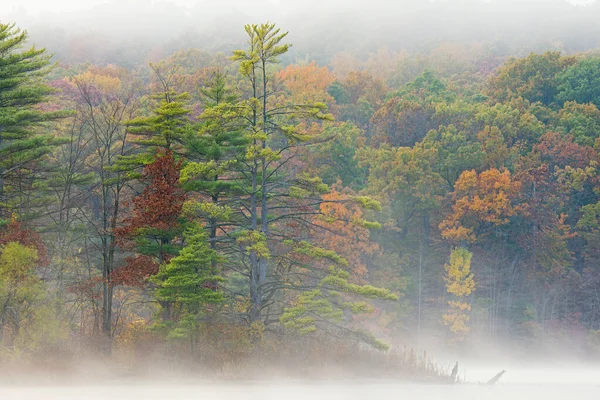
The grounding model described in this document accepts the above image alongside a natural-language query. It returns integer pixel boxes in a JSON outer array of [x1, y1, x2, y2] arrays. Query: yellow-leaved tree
[[443, 247, 475, 340]]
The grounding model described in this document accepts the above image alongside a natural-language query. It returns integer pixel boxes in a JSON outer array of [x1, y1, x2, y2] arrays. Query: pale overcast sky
[[0, 0, 596, 15]]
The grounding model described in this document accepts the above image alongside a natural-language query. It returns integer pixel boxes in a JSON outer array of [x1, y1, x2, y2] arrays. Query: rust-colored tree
[[115, 149, 185, 289]]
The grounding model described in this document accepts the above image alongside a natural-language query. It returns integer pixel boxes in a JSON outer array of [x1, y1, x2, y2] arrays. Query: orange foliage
[[440, 169, 523, 243], [277, 61, 336, 104], [314, 188, 379, 281], [330, 51, 362, 79]]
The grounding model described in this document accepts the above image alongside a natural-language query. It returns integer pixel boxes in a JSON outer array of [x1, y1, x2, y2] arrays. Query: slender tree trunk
[[0, 133, 4, 220], [248, 52, 262, 323], [0, 173, 4, 221], [0, 132, 4, 219], [505, 253, 520, 334], [417, 238, 423, 338], [258, 58, 269, 318], [101, 234, 115, 355], [208, 192, 219, 290], [249, 162, 260, 322]]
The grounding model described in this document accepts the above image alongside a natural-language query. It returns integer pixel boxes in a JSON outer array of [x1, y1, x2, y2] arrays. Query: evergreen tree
[[231, 23, 331, 322], [152, 223, 223, 347], [181, 69, 248, 261], [117, 65, 193, 175], [0, 23, 67, 222]]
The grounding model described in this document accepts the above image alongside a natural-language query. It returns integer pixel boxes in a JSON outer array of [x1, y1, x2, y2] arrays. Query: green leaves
[[557, 57, 600, 108], [153, 223, 222, 306], [353, 196, 382, 211], [487, 51, 576, 105], [152, 223, 223, 342], [237, 230, 270, 259], [292, 241, 348, 267], [0, 22, 68, 218], [281, 266, 397, 349], [125, 93, 192, 152]]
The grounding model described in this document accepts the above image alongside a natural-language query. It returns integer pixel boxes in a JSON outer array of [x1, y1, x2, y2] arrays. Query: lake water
[[1, 381, 598, 400]]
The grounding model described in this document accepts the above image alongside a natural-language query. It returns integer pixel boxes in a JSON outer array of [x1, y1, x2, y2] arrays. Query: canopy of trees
[[1, 17, 600, 376]]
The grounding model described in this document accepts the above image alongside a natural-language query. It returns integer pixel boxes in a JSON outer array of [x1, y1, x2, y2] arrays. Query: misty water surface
[[1, 381, 599, 400]]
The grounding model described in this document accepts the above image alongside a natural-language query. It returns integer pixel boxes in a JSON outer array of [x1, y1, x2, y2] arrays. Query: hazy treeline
[[6, 0, 600, 68], [1, 8, 600, 376]]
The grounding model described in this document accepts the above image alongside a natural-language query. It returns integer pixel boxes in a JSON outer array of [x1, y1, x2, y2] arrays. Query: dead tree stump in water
[[450, 362, 458, 382], [486, 370, 506, 385]]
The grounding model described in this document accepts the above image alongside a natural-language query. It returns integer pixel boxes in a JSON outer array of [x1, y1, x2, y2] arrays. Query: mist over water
[[1, 380, 599, 400]]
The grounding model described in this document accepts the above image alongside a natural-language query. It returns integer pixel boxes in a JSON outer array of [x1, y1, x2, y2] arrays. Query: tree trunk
[[249, 160, 261, 322], [0, 133, 4, 220], [101, 248, 113, 355]]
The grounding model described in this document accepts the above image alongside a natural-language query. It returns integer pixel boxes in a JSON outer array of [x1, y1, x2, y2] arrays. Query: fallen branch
[[486, 370, 506, 385]]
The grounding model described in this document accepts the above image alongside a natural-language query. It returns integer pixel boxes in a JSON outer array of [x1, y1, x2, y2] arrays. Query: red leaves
[[117, 149, 185, 238], [115, 149, 185, 286], [534, 131, 596, 169], [112, 256, 160, 288], [0, 216, 49, 267], [67, 276, 103, 301]]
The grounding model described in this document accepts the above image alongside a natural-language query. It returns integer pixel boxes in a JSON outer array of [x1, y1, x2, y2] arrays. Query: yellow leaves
[[116, 318, 150, 347], [182, 200, 232, 221], [443, 303, 471, 335], [180, 160, 218, 183], [443, 248, 475, 339], [453, 169, 477, 192], [72, 69, 122, 92], [444, 247, 475, 298], [0, 242, 38, 283], [448, 300, 471, 311]]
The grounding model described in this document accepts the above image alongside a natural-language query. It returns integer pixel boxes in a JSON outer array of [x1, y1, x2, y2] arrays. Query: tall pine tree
[[0, 22, 67, 222]]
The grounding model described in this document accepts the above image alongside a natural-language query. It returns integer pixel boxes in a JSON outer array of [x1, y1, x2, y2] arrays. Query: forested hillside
[[1, 13, 600, 377]]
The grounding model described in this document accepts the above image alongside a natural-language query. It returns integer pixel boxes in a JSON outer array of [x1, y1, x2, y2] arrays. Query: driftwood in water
[[486, 370, 506, 385], [450, 362, 459, 381]]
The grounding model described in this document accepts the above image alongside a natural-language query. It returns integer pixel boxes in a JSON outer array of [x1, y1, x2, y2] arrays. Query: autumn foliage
[[443, 248, 475, 338], [277, 61, 336, 103], [114, 149, 185, 286], [6, 16, 600, 369], [0, 215, 49, 267], [440, 168, 523, 243], [314, 188, 379, 281]]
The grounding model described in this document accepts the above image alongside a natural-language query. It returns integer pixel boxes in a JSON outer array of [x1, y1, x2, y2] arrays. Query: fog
[[2, 0, 600, 67], [3, 0, 600, 397], [0, 380, 598, 400]]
